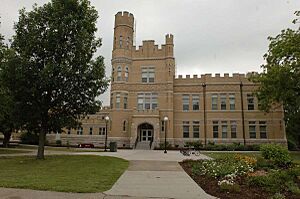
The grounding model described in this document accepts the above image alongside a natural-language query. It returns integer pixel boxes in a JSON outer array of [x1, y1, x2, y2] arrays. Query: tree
[[251, 11, 300, 148], [0, 22, 18, 148], [6, 0, 108, 158]]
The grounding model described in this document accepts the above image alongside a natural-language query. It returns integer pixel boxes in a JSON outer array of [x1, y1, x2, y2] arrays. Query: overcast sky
[[0, 0, 299, 105]]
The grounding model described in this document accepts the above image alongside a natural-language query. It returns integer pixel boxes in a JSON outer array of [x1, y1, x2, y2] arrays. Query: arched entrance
[[137, 123, 153, 142]]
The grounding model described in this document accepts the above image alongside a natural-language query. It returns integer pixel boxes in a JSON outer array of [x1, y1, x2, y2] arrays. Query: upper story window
[[117, 66, 122, 81], [126, 37, 130, 48], [229, 94, 235, 110], [124, 94, 128, 109], [89, 127, 93, 135], [125, 66, 129, 82], [192, 95, 199, 110], [141, 67, 155, 83], [119, 35, 123, 48], [247, 94, 254, 110], [116, 93, 121, 109], [182, 95, 189, 111], [220, 94, 226, 110], [211, 94, 218, 110], [137, 93, 158, 110]]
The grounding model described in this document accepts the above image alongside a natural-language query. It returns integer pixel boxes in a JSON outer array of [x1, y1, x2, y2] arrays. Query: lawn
[[11, 144, 103, 152], [0, 148, 31, 154], [0, 155, 129, 192]]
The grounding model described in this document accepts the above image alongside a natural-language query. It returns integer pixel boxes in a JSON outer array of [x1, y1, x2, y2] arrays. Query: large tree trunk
[[37, 123, 47, 159], [3, 132, 12, 148]]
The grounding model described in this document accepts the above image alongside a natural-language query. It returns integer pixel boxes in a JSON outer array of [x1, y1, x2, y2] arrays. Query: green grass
[[0, 155, 129, 192], [12, 144, 103, 152], [0, 148, 31, 154]]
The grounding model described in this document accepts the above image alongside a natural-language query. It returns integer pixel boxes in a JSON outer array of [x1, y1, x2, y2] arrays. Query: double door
[[141, 129, 152, 142]]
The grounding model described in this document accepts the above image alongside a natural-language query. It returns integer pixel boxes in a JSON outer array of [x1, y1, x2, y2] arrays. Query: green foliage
[[220, 183, 241, 193], [20, 132, 39, 145], [185, 141, 203, 149], [260, 144, 292, 166], [159, 141, 171, 149], [255, 156, 276, 170], [247, 167, 300, 193], [285, 181, 300, 195], [250, 11, 300, 148], [55, 140, 62, 146], [4, 0, 109, 158], [271, 193, 286, 199]]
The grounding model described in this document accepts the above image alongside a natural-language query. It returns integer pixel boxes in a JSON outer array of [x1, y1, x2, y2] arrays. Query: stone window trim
[[229, 93, 235, 110], [192, 95, 200, 111], [137, 92, 158, 110], [230, 121, 237, 138], [89, 127, 93, 135], [193, 121, 200, 138], [247, 93, 255, 110], [221, 121, 227, 138], [249, 121, 256, 138], [141, 66, 155, 83], [182, 94, 190, 111], [211, 94, 218, 110], [213, 120, 219, 138], [183, 121, 190, 138], [220, 94, 227, 110], [259, 121, 267, 139]]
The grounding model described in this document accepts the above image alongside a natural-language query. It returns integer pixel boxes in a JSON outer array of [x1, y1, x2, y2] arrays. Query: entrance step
[[135, 141, 151, 150]]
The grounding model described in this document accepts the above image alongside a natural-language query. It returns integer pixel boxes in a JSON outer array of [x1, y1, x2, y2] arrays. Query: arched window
[[125, 66, 129, 82], [123, 120, 127, 131], [117, 66, 122, 81], [126, 37, 130, 48], [119, 35, 123, 48]]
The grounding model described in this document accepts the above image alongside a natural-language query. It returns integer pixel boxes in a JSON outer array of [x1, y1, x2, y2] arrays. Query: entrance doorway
[[138, 123, 153, 142]]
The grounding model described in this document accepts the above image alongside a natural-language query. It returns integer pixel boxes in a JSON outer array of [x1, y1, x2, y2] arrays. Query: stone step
[[135, 142, 151, 150]]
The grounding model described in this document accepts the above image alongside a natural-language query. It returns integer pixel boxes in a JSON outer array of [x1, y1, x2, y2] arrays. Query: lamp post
[[163, 116, 168, 154], [104, 116, 110, 152]]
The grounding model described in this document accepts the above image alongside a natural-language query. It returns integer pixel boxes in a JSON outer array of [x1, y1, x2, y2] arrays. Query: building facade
[[47, 11, 287, 148]]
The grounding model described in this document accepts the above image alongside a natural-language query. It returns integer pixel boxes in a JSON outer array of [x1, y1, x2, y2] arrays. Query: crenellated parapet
[[115, 11, 134, 28], [174, 72, 258, 84], [132, 34, 174, 59]]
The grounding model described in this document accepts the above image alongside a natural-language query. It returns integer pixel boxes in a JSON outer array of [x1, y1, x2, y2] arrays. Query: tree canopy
[[4, 0, 108, 158], [251, 11, 300, 148]]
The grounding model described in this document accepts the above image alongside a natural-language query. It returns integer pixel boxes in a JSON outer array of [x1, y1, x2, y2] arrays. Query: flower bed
[[180, 146, 300, 199]]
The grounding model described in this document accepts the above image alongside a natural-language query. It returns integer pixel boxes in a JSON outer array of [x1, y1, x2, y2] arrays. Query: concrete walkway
[[104, 160, 215, 199]]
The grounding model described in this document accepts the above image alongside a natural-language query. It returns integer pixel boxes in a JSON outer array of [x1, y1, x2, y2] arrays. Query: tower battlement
[[174, 72, 258, 83], [115, 11, 134, 28]]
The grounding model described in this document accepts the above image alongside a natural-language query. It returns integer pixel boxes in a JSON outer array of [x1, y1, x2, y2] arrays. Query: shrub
[[56, 140, 62, 146], [255, 156, 276, 170], [260, 144, 292, 167], [159, 141, 171, 149], [219, 183, 241, 193], [271, 193, 286, 199], [185, 141, 203, 150], [285, 181, 300, 195], [20, 132, 39, 145]]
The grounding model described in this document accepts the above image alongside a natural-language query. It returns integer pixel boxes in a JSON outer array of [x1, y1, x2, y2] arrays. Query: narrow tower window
[[119, 35, 123, 48]]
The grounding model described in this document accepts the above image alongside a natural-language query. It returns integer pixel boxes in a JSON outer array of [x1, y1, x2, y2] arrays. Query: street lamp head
[[163, 116, 169, 121], [105, 116, 110, 121]]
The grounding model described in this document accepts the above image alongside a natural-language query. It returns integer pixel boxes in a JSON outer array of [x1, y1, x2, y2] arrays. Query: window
[[119, 35, 123, 48], [220, 94, 226, 110], [221, 121, 227, 138], [192, 95, 199, 110], [125, 66, 129, 82], [183, 121, 189, 138], [247, 94, 254, 110], [249, 121, 256, 138], [89, 127, 93, 135], [124, 94, 128, 109], [117, 66, 122, 81], [211, 94, 218, 110], [213, 121, 219, 138], [116, 93, 120, 109], [110, 93, 113, 109], [99, 127, 106, 135], [229, 94, 235, 110], [67, 128, 71, 135], [230, 121, 237, 138], [161, 120, 165, 132], [182, 95, 189, 111], [141, 67, 155, 83], [193, 121, 200, 138], [126, 37, 130, 48], [259, 121, 267, 139], [137, 93, 158, 110], [77, 127, 83, 135], [123, 120, 127, 131]]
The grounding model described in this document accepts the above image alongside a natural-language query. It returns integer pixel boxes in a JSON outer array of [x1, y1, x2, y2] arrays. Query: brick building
[[47, 11, 286, 149]]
